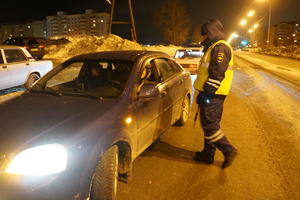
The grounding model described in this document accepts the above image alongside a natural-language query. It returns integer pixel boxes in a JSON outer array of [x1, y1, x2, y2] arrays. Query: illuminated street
[[0, 0, 299, 199]]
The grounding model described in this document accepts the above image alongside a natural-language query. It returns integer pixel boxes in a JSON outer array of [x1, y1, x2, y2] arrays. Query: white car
[[0, 45, 53, 90], [174, 48, 203, 75]]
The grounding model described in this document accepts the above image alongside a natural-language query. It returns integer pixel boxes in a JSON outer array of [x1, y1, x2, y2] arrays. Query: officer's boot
[[213, 136, 238, 169], [194, 140, 216, 164]]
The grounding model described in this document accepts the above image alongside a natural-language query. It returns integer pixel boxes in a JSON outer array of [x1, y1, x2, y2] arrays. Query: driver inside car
[[84, 63, 108, 90]]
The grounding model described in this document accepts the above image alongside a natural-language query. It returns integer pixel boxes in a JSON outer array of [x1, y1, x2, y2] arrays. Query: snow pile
[[44, 34, 181, 60], [145, 45, 179, 57], [44, 34, 145, 60], [248, 46, 300, 59]]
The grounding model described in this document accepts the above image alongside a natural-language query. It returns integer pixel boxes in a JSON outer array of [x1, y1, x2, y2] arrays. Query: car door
[[154, 58, 185, 129], [134, 58, 167, 153], [4, 48, 30, 87], [0, 49, 10, 90]]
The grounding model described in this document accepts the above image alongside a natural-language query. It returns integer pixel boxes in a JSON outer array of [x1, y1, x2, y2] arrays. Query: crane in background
[[105, 0, 137, 41]]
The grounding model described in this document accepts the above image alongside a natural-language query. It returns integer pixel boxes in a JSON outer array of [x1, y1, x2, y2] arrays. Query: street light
[[247, 10, 255, 17], [256, 0, 272, 46], [253, 23, 259, 29], [248, 29, 254, 33], [240, 19, 248, 26]]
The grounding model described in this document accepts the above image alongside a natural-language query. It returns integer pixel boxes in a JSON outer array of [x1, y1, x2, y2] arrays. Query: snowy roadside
[[235, 51, 300, 86], [44, 34, 180, 61]]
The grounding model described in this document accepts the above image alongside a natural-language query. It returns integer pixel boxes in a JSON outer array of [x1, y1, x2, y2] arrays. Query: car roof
[[67, 50, 170, 62], [176, 48, 202, 51]]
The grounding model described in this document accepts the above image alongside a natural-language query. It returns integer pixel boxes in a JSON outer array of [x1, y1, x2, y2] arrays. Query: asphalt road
[[117, 56, 300, 200]]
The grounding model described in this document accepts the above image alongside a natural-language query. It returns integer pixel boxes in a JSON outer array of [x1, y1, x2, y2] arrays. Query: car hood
[[0, 92, 120, 154]]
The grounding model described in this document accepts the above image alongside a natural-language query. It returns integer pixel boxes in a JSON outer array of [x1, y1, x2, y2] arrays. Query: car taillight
[[23, 46, 29, 49], [39, 45, 45, 49]]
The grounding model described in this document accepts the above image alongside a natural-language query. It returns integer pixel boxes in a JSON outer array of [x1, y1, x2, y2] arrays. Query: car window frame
[[4, 48, 28, 64], [153, 57, 180, 83], [137, 58, 160, 85], [0, 49, 5, 65]]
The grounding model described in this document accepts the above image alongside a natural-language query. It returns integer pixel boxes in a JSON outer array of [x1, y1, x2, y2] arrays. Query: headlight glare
[[5, 144, 67, 176]]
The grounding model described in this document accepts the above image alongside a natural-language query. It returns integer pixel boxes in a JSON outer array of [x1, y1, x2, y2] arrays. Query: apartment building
[[273, 21, 300, 46], [46, 10, 110, 39], [0, 21, 46, 42]]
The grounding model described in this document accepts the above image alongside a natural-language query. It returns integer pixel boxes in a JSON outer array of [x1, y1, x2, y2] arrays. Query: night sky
[[1, 0, 299, 43]]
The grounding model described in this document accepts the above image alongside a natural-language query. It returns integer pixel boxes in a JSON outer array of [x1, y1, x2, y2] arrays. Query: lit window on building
[[93, 24, 96, 27], [101, 20, 104, 23], [27, 25, 31, 29], [294, 40, 298, 43]]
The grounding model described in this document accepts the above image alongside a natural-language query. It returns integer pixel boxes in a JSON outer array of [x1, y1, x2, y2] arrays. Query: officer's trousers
[[198, 92, 235, 156]]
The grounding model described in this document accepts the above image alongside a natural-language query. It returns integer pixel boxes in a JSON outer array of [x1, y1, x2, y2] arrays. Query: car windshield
[[174, 49, 203, 59], [31, 60, 133, 99]]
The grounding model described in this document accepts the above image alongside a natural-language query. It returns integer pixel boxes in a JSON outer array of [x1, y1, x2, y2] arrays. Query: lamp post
[[267, 0, 272, 47], [256, 0, 272, 46]]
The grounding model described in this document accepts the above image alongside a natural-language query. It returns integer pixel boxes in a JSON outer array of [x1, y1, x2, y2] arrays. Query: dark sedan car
[[3, 37, 45, 59], [0, 50, 192, 200]]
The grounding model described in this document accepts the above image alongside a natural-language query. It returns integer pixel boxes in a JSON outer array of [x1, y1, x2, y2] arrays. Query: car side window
[[139, 60, 159, 84], [154, 58, 176, 82], [4, 49, 27, 63], [169, 60, 183, 73]]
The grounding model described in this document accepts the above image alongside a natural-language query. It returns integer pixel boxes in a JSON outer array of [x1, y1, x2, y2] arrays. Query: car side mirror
[[138, 83, 159, 98]]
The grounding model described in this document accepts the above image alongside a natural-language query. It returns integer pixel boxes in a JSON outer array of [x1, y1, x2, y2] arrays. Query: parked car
[[174, 47, 203, 75], [0, 50, 192, 200], [0, 45, 53, 90], [3, 37, 46, 59]]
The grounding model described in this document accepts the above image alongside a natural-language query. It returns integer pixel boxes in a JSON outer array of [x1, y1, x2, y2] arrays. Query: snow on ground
[[235, 51, 300, 86], [246, 46, 300, 59], [44, 34, 144, 60], [44, 34, 180, 61]]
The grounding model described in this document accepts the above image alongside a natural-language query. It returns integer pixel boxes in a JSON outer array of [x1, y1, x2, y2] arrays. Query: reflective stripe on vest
[[194, 40, 234, 95]]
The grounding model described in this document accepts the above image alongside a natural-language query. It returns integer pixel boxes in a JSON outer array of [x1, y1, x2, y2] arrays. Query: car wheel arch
[[113, 140, 132, 174]]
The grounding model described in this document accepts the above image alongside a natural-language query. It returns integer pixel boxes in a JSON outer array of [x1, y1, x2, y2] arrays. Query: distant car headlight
[[5, 144, 67, 176]]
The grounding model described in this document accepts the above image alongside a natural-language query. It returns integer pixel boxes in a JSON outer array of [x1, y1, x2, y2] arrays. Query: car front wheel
[[90, 145, 119, 200], [25, 73, 40, 89]]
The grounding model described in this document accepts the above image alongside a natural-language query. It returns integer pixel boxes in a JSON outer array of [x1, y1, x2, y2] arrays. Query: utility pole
[[107, 0, 137, 41]]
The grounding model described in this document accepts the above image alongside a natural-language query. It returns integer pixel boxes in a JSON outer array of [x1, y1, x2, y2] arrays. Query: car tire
[[90, 145, 119, 200], [175, 95, 190, 126], [24, 73, 40, 89]]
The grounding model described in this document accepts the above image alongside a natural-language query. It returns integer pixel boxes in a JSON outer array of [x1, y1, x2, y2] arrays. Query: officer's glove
[[196, 93, 213, 105]]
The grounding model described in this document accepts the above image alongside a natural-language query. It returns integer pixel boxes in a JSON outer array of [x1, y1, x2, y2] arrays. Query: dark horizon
[[1, 0, 299, 43]]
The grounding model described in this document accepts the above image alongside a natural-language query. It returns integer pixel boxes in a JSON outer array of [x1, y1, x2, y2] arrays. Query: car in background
[[0, 50, 192, 200], [174, 47, 203, 75], [3, 37, 46, 59], [0, 45, 53, 90]]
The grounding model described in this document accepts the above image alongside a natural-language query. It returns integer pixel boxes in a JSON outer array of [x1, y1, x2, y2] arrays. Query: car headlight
[[5, 144, 67, 176]]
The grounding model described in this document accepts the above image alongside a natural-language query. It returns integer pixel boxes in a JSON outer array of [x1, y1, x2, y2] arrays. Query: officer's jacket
[[194, 40, 234, 95]]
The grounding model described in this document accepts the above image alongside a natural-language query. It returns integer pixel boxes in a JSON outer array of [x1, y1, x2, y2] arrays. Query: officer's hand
[[196, 94, 201, 104]]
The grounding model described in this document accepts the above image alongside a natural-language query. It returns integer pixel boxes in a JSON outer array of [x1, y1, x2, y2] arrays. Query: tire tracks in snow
[[233, 57, 300, 199]]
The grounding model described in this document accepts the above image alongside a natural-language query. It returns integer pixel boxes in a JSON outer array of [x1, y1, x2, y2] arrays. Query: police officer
[[194, 19, 238, 169]]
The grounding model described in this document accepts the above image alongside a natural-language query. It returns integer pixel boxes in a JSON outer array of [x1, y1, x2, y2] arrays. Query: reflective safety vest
[[194, 40, 234, 95]]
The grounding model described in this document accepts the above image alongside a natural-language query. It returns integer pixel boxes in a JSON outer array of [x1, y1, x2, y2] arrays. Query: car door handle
[[2, 66, 7, 69], [160, 90, 167, 98], [26, 63, 30, 66]]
